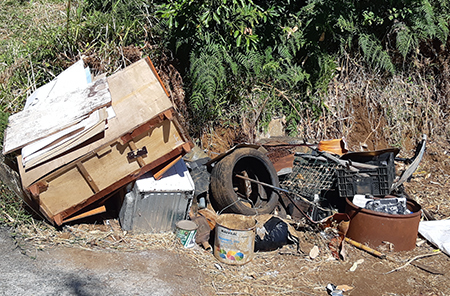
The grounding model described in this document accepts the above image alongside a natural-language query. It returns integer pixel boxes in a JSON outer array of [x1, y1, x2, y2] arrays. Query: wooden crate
[[17, 57, 193, 225]]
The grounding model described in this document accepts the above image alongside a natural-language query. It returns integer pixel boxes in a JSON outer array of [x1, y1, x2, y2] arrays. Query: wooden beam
[[145, 56, 170, 98], [53, 213, 63, 226], [96, 145, 112, 158], [76, 162, 100, 193], [63, 205, 107, 223], [162, 109, 173, 120], [28, 181, 49, 198], [119, 108, 174, 145], [153, 155, 182, 180]]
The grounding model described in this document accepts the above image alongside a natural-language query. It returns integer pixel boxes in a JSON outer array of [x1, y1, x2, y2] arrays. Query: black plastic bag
[[255, 216, 290, 252]]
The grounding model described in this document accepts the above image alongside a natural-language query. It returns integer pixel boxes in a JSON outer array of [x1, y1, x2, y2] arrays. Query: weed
[[0, 184, 33, 227]]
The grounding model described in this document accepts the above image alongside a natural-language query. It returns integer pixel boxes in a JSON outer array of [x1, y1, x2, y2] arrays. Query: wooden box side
[[30, 114, 192, 225]]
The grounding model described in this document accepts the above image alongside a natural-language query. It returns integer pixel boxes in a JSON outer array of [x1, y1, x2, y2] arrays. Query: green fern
[[391, 0, 450, 60], [395, 23, 415, 59], [359, 33, 395, 74], [189, 42, 228, 112]]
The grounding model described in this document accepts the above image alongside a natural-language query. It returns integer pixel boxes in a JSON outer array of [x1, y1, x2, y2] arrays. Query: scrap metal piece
[[282, 152, 340, 200], [391, 134, 427, 191], [127, 146, 148, 160]]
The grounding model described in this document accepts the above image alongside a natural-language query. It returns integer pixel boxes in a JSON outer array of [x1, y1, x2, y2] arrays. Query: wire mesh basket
[[281, 152, 340, 201]]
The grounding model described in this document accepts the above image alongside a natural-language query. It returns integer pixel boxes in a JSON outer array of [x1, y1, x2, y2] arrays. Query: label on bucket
[[215, 226, 255, 264], [176, 220, 197, 248]]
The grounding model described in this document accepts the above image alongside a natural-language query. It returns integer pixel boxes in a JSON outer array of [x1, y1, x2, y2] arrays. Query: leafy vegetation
[[2, 0, 449, 138], [156, 0, 450, 136]]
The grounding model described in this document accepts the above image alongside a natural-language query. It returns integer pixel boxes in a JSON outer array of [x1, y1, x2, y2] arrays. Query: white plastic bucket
[[214, 214, 256, 265], [175, 220, 198, 248]]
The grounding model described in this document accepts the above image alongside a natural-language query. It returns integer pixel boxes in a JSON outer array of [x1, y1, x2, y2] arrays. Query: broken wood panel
[[23, 110, 108, 170], [3, 78, 111, 155], [18, 58, 175, 188], [35, 142, 138, 219], [106, 64, 174, 143], [53, 145, 190, 224], [39, 166, 95, 218]]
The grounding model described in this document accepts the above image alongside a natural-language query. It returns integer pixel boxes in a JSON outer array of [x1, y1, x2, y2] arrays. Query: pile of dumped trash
[[2, 57, 449, 277]]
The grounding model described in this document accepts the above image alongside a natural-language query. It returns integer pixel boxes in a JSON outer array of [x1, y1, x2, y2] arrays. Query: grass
[[0, 0, 69, 116], [0, 184, 33, 227], [307, 60, 445, 151], [0, 0, 69, 227], [0, 0, 158, 115]]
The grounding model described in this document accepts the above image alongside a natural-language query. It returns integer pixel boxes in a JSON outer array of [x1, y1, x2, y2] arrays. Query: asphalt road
[[0, 227, 211, 296]]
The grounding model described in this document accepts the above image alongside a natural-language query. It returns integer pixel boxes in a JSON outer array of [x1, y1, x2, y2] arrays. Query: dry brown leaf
[[337, 284, 354, 292]]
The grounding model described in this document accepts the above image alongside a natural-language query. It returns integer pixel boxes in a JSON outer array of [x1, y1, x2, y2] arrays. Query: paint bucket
[[214, 214, 256, 265], [345, 197, 422, 251], [175, 220, 198, 248]]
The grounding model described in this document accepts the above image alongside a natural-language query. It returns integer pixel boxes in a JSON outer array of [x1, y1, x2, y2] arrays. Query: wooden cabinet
[[16, 57, 193, 225]]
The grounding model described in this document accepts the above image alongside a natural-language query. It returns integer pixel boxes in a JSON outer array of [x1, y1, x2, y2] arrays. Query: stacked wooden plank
[[3, 57, 193, 225]]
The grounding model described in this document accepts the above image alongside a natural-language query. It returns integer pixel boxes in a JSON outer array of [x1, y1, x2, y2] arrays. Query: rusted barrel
[[345, 198, 422, 251]]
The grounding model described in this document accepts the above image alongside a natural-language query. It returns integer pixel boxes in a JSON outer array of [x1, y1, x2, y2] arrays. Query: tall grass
[[0, 0, 161, 119], [306, 59, 446, 151], [0, 184, 33, 227]]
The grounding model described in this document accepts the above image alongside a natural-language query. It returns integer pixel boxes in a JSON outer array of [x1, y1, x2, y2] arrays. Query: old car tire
[[210, 147, 280, 215]]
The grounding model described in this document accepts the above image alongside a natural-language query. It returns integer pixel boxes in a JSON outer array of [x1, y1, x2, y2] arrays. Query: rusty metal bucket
[[345, 198, 422, 251]]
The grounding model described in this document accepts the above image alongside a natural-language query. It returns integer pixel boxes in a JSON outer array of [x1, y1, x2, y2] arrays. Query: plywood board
[[3, 78, 111, 155], [81, 141, 140, 191], [24, 59, 90, 110], [18, 57, 174, 188], [22, 108, 108, 169], [39, 166, 95, 216], [25, 121, 107, 170]]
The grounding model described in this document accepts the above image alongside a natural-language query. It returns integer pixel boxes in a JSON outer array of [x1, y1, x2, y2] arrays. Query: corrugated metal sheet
[[120, 159, 195, 233], [133, 191, 191, 232]]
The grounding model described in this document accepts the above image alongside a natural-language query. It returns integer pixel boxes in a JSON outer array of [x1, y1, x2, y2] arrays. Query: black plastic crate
[[336, 152, 396, 198]]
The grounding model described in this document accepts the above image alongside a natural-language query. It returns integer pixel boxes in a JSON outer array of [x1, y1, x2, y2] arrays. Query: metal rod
[[235, 173, 290, 193], [234, 174, 328, 213]]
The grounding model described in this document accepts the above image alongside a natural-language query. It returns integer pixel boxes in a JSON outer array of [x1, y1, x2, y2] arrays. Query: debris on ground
[[418, 220, 450, 256], [2, 56, 449, 295]]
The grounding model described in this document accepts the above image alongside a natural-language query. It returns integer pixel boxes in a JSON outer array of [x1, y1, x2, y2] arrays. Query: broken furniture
[[119, 158, 195, 233], [3, 57, 193, 225]]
